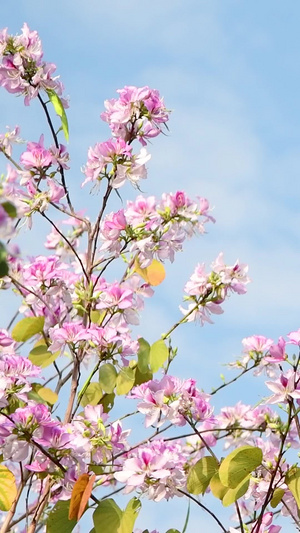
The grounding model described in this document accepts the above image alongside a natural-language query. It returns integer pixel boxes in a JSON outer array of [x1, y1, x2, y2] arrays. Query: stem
[[211, 364, 258, 396], [177, 489, 227, 532], [184, 417, 219, 463], [235, 502, 245, 533], [252, 399, 294, 533], [90, 183, 112, 267], [40, 211, 89, 282], [27, 478, 53, 533], [55, 368, 73, 394], [72, 361, 101, 417], [162, 305, 197, 341], [64, 357, 80, 423], [37, 93, 73, 212]]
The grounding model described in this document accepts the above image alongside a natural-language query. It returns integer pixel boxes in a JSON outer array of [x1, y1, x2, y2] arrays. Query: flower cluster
[[114, 440, 187, 501], [180, 252, 250, 324], [82, 85, 169, 191], [100, 192, 213, 266], [130, 375, 212, 427], [82, 138, 150, 188], [0, 23, 67, 105], [101, 85, 169, 145]]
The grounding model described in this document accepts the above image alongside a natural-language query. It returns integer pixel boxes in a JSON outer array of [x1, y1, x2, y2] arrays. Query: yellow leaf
[[134, 258, 165, 286], [0, 465, 17, 511], [69, 473, 95, 521], [37, 387, 58, 405]]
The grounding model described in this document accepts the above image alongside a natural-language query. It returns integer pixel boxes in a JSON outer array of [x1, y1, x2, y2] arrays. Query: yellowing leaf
[[12, 316, 45, 342], [116, 367, 136, 396], [37, 387, 58, 405], [99, 363, 117, 394], [209, 472, 228, 500], [0, 465, 17, 511], [134, 258, 165, 286], [149, 339, 168, 373], [29, 342, 59, 368], [219, 445, 262, 489], [118, 497, 141, 533], [137, 338, 150, 373], [187, 456, 219, 495], [69, 473, 95, 521], [270, 487, 285, 508], [286, 467, 300, 508], [80, 382, 103, 407], [222, 477, 250, 507]]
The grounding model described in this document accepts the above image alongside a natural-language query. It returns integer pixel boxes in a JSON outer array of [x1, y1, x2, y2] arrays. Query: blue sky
[[1, 1, 300, 531]]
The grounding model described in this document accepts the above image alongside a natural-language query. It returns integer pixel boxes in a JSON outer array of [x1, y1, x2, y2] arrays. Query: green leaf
[[12, 316, 45, 342], [270, 487, 285, 508], [286, 467, 300, 507], [1, 201, 17, 218], [166, 530, 181, 533], [137, 338, 150, 373], [222, 477, 250, 507], [0, 259, 8, 277], [100, 392, 115, 413], [46, 89, 69, 142], [134, 366, 153, 386], [116, 367, 136, 396], [0, 243, 8, 277], [81, 382, 103, 407], [118, 498, 141, 533], [89, 465, 104, 475], [0, 465, 17, 511], [187, 456, 219, 495], [93, 498, 123, 533], [99, 363, 117, 394], [209, 472, 228, 500], [29, 343, 59, 368], [219, 445, 263, 489], [46, 500, 76, 533], [149, 339, 168, 373]]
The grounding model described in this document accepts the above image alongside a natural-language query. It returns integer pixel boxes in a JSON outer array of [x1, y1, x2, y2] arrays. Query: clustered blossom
[[100, 192, 213, 266], [114, 440, 187, 501], [0, 24, 67, 105], [0, 125, 22, 156], [129, 375, 212, 427], [0, 400, 130, 500], [180, 252, 250, 325], [82, 85, 169, 191], [82, 138, 150, 188], [0, 353, 40, 407], [101, 86, 169, 146]]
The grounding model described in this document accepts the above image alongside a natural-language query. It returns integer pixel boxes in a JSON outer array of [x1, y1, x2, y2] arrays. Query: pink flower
[[287, 328, 300, 345], [20, 135, 52, 170], [265, 370, 300, 404], [48, 322, 90, 353], [265, 336, 286, 363], [101, 86, 170, 145], [96, 283, 133, 310], [242, 335, 274, 354]]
